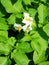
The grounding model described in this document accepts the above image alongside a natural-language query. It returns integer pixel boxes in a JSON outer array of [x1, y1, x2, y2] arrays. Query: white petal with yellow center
[[14, 23, 22, 32], [22, 12, 33, 24]]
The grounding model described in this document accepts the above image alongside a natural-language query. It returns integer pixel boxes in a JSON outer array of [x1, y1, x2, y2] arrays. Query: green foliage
[[38, 4, 48, 25], [41, 0, 47, 3], [28, 8, 37, 17], [1, 0, 14, 13], [0, 57, 11, 65], [31, 32, 48, 52], [16, 42, 33, 53], [33, 51, 47, 64], [0, 17, 8, 30], [7, 14, 16, 24], [43, 23, 49, 36], [11, 49, 29, 65], [21, 33, 31, 42], [0, 12, 4, 17], [38, 61, 49, 65], [23, 0, 31, 5], [0, 0, 49, 65], [13, 0, 24, 13]]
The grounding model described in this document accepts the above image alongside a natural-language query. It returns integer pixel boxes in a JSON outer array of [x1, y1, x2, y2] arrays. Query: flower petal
[[24, 12, 30, 18]]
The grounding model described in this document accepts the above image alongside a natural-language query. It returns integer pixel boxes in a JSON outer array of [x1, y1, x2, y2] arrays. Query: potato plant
[[0, 0, 49, 65]]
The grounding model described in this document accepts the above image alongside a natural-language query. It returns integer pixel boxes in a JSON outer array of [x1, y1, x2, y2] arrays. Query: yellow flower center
[[26, 18, 30, 21], [18, 27, 22, 32]]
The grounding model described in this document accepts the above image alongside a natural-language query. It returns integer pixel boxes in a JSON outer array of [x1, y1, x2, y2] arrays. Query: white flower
[[22, 12, 33, 24], [22, 24, 32, 33], [14, 23, 22, 32], [14, 13, 35, 33], [22, 12, 35, 32]]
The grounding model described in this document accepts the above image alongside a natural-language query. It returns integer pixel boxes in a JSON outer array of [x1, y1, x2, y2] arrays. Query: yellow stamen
[[18, 27, 22, 32], [26, 18, 30, 21]]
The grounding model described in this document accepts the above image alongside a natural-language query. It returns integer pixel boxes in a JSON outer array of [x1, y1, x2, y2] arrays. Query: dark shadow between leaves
[[11, 0, 18, 5], [46, 48, 49, 61], [37, 28, 48, 41], [22, 1, 27, 11], [0, 2, 7, 15], [28, 60, 35, 65], [11, 59, 16, 65], [26, 51, 33, 60], [31, 2, 39, 9]]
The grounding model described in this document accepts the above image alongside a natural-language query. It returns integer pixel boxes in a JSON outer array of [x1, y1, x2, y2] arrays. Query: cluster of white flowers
[[14, 12, 35, 32]]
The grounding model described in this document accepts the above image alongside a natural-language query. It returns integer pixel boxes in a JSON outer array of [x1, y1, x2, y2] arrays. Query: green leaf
[[21, 33, 31, 42], [28, 8, 37, 17], [33, 51, 47, 64], [43, 23, 49, 36], [13, 0, 24, 13], [0, 42, 12, 55], [31, 32, 48, 53], [31, 39, 41, 53], [0, 17, 8, 30], [16, 42, 33, 53], [31, 0, 39, 3], [38, 4, 48, 25], [7, 37, 16, 46], [0, 57, 11, 65], [15, 13, 22, 18], [38, 61, 49, 65], [7, 14, 16, 24], [1, 0, 15, 13], [23, 0, 31, 5], [0, 23, 8, 30], [11, 49, 29, 65], [0, 17, 7, 24], [0, 31, 8, 38], [0, 36, 7, 44], [41, 0, 47, 3]]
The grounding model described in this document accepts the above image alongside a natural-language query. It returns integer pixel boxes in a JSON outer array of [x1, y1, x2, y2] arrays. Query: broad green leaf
[[0, 57, 11, 65], [33, 51, 47, 64], [31, 39, 41, 54], [31, 32, 48, 52], [0, 17, 7, 24], [21, 33, 31, 42], [7, 14, 16, 24], [16, 42, 33, 53], [0, 23, 8, 30], [7, 37, 16, 46], [0, 37, 16, 55], [13, 0, 24, 13], [0, 42, 12, 55], [0, 31, 8, 38], [0, 36, 7, 43], [38, 4, 48, 25], [1, 0, 14, 13], [15, 13, 22, 18], [28, 8, 37, 17], [43, 23, 49, 36], [11, 49, 29, 65], [23, 0, 31, 5], [38, 61, 49, 65], [0, 17, 8, 30]]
